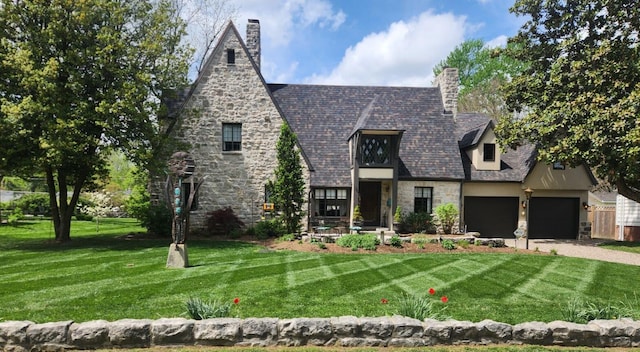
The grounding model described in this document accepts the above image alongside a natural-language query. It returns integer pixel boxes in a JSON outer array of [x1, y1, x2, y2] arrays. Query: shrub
[[441, 239, 456, 250], [144, 204, 172, 237], [396, 293, 448, 321], [400, 212, 435, 234], [434, 203, 458, 234], [185, 297, 231, 320], [254, 219, 285, 239], [336, 234, 379, 250], [393, 206, 403, 224], [8, 208, 24, 226], [458, 239, 470, 248], [390, 235, 402, 248], [13, 193, 50, 216], [278, 233, 295, 242], [206, 207, 244, 237]]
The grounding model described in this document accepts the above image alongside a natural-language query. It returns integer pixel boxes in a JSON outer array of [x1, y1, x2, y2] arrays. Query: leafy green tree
[[271, 123, 306, 234], [0, 0, 191, 241], [496, 0, 640, 203], [434, 39, 525, 118]]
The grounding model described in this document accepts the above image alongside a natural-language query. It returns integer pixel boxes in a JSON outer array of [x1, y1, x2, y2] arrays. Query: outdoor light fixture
[[521, 200, 527, 209], [582, 201, 589, 210]]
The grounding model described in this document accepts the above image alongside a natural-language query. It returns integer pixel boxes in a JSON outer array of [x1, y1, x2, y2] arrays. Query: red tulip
[[380, 298, 388, 304], [428, 288, 436, 295], [441, 296, 448, 303], [233, 297, 240, 304]]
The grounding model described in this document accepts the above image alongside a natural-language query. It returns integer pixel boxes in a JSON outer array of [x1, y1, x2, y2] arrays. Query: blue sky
[[230, 0, 526, 86]]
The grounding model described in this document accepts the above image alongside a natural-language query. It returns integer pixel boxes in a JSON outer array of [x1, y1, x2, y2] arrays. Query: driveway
[[504, 238, 640, 266]]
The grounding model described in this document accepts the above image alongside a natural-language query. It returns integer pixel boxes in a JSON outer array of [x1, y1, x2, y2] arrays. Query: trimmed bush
[[336, 234, 379, 250], [144, 204, 172, 237], [390, 235, 402, 248], [13, 193, 50, 216], [254, 218, 285, 239], [399, 212, 435, 234]]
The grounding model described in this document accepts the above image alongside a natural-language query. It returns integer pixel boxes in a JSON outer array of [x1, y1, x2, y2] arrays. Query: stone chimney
[[434, 67, 458, 119], [246, 19, 261, 70]]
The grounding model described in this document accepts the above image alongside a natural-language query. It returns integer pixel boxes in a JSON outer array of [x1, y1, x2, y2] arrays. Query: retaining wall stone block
[[151, 318, 194, 345], [239, 318, 278, 347], [26, 320, 73, 349], [390, 316, 423, 338], [512, 321, 552, 344], [277, 318, 332, 346], [330, 316, 360, 337], [194, 318, 242, 346], [423, 318, 452, 343], [548, 320, 600, 346], [0, 321, 32, 346], [69, 320, 110, 348], [108, 319, 152, 347]]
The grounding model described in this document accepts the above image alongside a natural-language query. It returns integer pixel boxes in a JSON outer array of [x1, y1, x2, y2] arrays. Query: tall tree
[[496, 0, 640, 203], [271, 123, 305, 234], [433, 39, 525, 118], [0, 0, 191, 241]]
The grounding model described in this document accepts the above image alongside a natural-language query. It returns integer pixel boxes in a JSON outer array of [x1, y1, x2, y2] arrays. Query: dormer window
[[227, 49, 235, 64], [483, 143, 496, 162]]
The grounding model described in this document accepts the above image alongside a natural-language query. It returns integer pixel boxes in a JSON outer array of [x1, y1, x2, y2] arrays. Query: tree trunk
[[45, 166, 87, 243]]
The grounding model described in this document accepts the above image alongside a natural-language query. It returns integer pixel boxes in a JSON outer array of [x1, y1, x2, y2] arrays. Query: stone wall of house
[[3, 317, 639, 350], [397, 180, 460, 214], [169, 23, 310, 230]]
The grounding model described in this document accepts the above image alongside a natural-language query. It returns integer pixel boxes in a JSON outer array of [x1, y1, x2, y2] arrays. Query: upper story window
[[222, 123, 242, 151], [361, 136, 391, 165], [227, 49, 235, 64], [483, 143, 496, 162], [414, 187, 433, 214]]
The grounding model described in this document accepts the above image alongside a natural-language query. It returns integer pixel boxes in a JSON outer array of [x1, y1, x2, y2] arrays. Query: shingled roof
[[269, 84, 465, 187], [456, 113, 536, 182]]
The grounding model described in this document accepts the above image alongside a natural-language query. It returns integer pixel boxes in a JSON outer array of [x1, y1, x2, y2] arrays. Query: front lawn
[[1, 218, 639, 324], [599, 241, 640, 254]]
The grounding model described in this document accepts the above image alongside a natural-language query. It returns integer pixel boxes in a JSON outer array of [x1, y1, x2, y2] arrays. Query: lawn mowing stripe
[[505, 258, 573, 302]]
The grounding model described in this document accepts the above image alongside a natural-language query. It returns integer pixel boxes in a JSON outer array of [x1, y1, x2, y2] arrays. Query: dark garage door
[[464, 197, 519, 237], [529, 197, 579, 239]]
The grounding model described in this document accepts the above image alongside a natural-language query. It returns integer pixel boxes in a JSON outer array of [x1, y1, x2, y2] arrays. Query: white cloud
[[485, 34, 508, 48], [305, 11, 468, 87], [234, 0, 345, 47]]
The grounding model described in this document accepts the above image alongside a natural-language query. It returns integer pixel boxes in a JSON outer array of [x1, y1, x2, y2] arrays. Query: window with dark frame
[[222, 123, 242, 151], [360, 136, 391, 165], [314, 188, 348, 217], [227, 49, 235, 64], [414, 187, 433, 214], [483, 143, 496, 162]]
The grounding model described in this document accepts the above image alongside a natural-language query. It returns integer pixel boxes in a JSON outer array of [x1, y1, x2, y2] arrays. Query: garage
[[463, 197, 519, 237], [529, 197, 579, 239]]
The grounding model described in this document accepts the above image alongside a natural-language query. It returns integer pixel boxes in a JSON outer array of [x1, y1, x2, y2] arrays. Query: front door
[[359, 181, 381, 226]]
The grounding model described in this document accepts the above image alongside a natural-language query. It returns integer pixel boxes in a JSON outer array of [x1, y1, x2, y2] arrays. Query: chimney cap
[[248, 19, 260, 23]]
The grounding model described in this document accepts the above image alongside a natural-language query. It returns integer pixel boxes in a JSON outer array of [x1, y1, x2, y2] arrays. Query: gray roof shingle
[[269, 84, 465, 187]]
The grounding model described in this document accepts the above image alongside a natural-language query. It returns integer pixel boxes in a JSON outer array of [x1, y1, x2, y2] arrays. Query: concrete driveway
[[505, 238, 640, 266]]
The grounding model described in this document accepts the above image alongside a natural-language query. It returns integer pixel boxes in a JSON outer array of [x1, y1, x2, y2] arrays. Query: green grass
[[1, 219, 640, 325], [599, 241, 640, 254]]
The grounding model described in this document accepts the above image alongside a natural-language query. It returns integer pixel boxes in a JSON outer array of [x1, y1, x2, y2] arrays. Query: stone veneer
[[3, 317, 640, 350], [169, 21, 310, 229], [434, 67, 459, 118], [397, 180, 460, 213]]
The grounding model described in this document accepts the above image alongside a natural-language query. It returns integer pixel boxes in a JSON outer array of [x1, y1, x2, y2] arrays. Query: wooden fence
[[589, 206, 616, 240]]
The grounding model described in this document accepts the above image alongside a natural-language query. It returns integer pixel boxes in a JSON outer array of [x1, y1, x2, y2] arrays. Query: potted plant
[[352, 205, 363, 226], [393, 206, 403, 226]]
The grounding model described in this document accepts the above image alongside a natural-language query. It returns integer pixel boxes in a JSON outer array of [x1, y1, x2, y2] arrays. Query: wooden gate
[[590, 206, 616, 240]]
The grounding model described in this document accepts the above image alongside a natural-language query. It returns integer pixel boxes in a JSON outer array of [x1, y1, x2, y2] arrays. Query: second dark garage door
[[464, 197, 519, 237], [529, 197, 579, 239]]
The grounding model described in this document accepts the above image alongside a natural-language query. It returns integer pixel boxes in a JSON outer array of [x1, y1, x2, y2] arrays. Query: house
[[164, 19, 596, 239]]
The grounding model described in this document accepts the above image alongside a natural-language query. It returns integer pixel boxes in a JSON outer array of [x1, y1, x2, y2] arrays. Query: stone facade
[[397, 180, 460, 213], [3, 317, 640, 350], [170, 22, 310, 229]]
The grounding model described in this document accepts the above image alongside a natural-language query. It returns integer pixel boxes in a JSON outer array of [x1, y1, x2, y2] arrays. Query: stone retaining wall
[[2, 317, 640, 350]]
